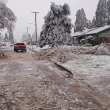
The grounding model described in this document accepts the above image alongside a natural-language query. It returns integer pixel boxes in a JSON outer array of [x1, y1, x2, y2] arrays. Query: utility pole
[[31, 12, 39, 46]]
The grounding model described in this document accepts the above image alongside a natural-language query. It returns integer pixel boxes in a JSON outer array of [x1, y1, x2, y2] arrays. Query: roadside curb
[[28, 47, 73, 75], [28, 47, 38, 53], [48, 58, 73, 75]]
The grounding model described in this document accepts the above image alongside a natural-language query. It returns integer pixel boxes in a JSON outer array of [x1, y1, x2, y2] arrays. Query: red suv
[[14, 43, 26, 52]]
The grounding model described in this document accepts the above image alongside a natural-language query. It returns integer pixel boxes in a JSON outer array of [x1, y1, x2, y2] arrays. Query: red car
[[14, 43, 26, 52]]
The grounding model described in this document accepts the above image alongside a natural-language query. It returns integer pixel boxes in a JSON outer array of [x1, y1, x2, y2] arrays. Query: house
[[72, 25, 110, 45]]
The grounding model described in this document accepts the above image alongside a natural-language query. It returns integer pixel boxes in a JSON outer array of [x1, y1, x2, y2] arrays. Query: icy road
[[0, 46, 110, 110]]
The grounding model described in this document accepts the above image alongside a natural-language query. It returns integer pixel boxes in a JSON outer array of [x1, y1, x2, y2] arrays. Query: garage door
[[98, 37, 110, 44]]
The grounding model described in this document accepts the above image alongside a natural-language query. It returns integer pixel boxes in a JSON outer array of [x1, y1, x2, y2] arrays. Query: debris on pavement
[[0, 53, 4, 57], [1, 45, 110, 109], [33, 43, 110, 63]]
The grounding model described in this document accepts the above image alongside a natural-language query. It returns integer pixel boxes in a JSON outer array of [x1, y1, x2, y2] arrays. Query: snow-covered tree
[[27, 34, 32, 44], [0, 0, 7, 5], [39, 2, 72, 48], [95, 0, 107, 27], [74, 9, 82, 32], [0, 1, 16, 31], [87, 20, 92, 29], [107, 0, 110, 24], [0, 33, 4, 41], [32, 32, 36, 41], [4, 33, 9, 42], [86, 35, 95, 45], [8, 31, 14, 43], [0, 33, 2, 41], [74, 8, 88, 32], [9, 32, 13, 40], [21, 33, 28, 43], [91, 16, 96, 28], [28, 34, 31, 41]]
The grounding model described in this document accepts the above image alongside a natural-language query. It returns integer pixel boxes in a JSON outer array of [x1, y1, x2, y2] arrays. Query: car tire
[[25, 49, 26, 52]]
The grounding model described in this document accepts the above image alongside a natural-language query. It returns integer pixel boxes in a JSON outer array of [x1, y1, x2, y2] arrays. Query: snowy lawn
[[28, 44, 110, 101], [60, 54, 110, 99], [61, 54, 110, 71]]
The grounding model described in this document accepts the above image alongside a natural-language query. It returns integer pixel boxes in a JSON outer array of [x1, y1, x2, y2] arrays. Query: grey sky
[[5, 0, 99, 42]]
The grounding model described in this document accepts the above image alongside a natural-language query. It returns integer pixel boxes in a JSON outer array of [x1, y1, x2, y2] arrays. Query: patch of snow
[[28, 45, 51, 52], [48, 66, 54, 71], [24, 68, 33, 71]]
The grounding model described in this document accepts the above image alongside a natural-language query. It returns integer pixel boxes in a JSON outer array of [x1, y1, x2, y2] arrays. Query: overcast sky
[[4, 0, 99, 42]]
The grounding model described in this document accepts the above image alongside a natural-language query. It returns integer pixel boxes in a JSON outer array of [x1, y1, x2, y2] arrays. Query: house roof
[[72, 29, 92, 37], [72, 25, 110, 37], [86, 25, 110, 35]]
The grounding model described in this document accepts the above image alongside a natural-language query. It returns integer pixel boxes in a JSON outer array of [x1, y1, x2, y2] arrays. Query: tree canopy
[[74, 8, 89, 32], [95, 0, 107, 27], [39, 2, 72, 48], [0, 1, 16, 32]]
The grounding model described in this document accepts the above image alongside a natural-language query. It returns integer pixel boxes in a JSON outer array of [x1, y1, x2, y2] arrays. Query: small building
[[72, 25, 110, 45]]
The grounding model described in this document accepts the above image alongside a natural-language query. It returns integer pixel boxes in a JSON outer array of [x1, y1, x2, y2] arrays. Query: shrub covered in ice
[[80, 39, 86, 45], [86, 36, 95, 45]]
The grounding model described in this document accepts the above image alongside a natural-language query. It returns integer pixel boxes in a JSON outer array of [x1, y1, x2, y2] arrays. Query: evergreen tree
[[87, 20, 92, 29], [9, 32, 13, 40], [8, 31, 14, 43], [95, 0, 107, 27], [39, 2, 72, 48], [21, 33, 28, 42], [32, 32, 36, 41], [28, 34, 31, 40], [74, 9, 82, 32], [107, 0, 110, 24], [0, 33, 2, 41], [91, 16, 96, 28], [0, 34, 4, 41], [74, 8, 88, 32], [4, 33, 8, 42]]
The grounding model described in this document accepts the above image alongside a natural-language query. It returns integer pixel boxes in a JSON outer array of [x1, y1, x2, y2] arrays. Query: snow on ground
[[28, 44, 110, 100], [61, 55, 110, 71], [60, 54, 110, 100], [27, 45, 51, 52]]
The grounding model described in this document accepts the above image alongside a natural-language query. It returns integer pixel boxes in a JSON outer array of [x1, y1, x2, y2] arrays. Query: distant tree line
[[74, 0, 110, 32]]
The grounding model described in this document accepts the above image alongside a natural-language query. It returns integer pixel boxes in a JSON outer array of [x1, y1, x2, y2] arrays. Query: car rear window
[[17, 43, 24, 45]]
